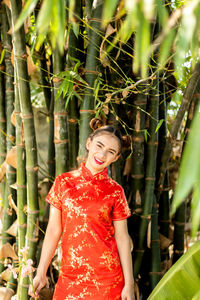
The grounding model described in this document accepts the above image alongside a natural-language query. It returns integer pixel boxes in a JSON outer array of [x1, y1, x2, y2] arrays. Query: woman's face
[[85, 133, 120, 175]]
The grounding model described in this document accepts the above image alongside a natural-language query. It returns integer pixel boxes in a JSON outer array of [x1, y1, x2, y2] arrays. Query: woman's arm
[[28, 205, 62, 298], [113, 219, 135, 300]]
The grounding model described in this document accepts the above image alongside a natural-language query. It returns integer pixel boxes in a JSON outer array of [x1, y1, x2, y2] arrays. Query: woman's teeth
[[94, 157, 104, 165]]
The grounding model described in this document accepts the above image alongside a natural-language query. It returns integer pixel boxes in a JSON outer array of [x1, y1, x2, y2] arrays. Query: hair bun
[[90, 118, 104, 131], [122, 135, 131, 148]]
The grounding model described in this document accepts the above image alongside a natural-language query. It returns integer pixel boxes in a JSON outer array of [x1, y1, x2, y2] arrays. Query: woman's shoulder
[[54, 168, 81, 187], [105, 176, 124, 193]]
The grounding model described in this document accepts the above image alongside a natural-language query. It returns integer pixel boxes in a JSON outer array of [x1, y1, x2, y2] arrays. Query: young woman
[[29, 119, 135, 300]]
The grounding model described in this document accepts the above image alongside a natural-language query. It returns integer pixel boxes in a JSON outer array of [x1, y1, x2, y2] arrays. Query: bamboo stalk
[[78, 0, 103, 161], [134, 75, 160, 278], [10, 0, 39, 264], [0, 3, 16, 278], [0, 13, 7, 274], [15, 71, 29, 299], [53, 48, 68, 175], [67, 0, 83, 170]]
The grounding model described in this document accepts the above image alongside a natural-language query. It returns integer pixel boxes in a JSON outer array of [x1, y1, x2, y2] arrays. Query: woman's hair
[[89, 118, 131, 153]]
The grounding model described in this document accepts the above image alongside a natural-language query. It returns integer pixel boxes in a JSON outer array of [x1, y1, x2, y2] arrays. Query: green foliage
[[172, 104, 200, 236], [148, 240, 200, 299], [54, 60, 88, 108]]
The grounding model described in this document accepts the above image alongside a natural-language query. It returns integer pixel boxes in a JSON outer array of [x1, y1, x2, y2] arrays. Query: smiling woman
[[29, 118, 135, 300]]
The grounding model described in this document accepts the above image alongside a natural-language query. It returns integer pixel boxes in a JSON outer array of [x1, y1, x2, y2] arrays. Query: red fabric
[[46, 163, 131, 300]]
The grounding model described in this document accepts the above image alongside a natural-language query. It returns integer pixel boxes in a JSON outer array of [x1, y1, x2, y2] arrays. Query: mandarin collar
[[79, 162, 108, 181]]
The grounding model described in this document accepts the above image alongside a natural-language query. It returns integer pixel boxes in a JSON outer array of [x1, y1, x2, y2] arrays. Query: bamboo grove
[[0, 0, 200, 299]]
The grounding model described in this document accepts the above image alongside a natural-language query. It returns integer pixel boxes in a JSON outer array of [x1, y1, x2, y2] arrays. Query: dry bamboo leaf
[[134, 281, 140, 300], [123, 156, 132, 176], [135, 111, 140, 132], [147, 220, 151, 248], [5, 220, 18, 237], [8, 194, 18, 214], [0, 162, 7, 182], [2, 0, 10, 9], [102, 104, 109, 115], [100, 24, 117, 67], [10, 182, 17, 190], [135, 190, 142, 206], [11, 46, 36, 75], [0, 268, 11, 282], [105, 93, 112, 103], [11, 111, 16, 127], [122, 89, 129, 98], [0, 287, 14, 300], [129, 235, 134, 252], [6, 146, 17, 169], [159, 233, 172, 250], [0, 243, 18, 260]]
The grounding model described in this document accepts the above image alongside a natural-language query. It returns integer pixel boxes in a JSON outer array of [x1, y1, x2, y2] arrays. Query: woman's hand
[[28, 273, 47, 298], [121, 283, 135, 300]]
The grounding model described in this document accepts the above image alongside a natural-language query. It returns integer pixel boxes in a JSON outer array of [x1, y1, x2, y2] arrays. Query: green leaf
[[102, 0, 119, 27], [159, 29, 176, 68], [155, 119, 164, 133], [37, 0, 54, 33], [172, 105, 200, 215], [148, 240, 200, 299], [155, 0, 168, 28], [14, 0, 39, 31], [0, 49, 5, 64]]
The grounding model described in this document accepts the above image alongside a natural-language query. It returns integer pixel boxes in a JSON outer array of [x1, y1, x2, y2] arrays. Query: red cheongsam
[[46, 162, 131, 300]]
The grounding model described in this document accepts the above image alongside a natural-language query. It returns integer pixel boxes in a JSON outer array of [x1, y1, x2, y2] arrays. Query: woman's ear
[[86, 138, 91, 151], [112, 153, 121, 163]]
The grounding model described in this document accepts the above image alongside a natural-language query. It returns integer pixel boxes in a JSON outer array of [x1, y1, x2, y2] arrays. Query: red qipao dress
[[46, 163, 131, 300]]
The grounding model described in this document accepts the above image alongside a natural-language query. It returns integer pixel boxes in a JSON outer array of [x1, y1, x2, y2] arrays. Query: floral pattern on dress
[[46, 163, 131, 300]]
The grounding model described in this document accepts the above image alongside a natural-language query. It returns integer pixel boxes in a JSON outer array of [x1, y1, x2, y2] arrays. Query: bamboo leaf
[[172, 105, 200, 214], [175, 0, 198, 77], [148, 240, 200, 300], [102, 0, 118, 27], [0, 49, 5, 64], [57, 0, 66, 52], [155, 0, 168, 27], [14, 0, 39, 31], [159, 29, 176, 68], [37, 0, 54, 33], [155, 119, 164, 133]]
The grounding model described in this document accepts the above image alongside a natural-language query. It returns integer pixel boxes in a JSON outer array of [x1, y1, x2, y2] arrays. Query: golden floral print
[[46, 163, 131, 300]]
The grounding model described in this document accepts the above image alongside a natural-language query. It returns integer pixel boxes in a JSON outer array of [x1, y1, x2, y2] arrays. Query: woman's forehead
[[93, 133, 120, 149]]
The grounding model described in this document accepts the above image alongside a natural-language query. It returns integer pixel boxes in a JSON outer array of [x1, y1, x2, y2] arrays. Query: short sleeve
[[112, 187, 131, 221], [46, 175, 62, 210]]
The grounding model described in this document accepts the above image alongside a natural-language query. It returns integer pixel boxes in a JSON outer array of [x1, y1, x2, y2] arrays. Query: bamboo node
[[135, 249, 145, 253], [68, 118, 78, 123], [83, 69, 100, 75], [147, 141, 158, 146], [54, 112, 68, 116], [174, 221, 185, 226], [19, 283, 29, 288], [149, 271, 163, 276], [54, 139, 69, 144], [174, 249, 184, 254], [131, 174, 144, 179], [160, 219, 170, 223], [132, 136, 145, 142], [27, 209, 40, 215], [0, 236, 13, 240], [16, 143, 25, 147], [145, 177, 155, 181], [18, 223, 27, 228], [88, 17, 102, 22], [151, 239, 160, 243], [21, 114, 33, 120], [0, 153, 7, 157], [7, 282, 17, 287], [140, 215, 151, 220], [80, 109, 95, 114], [26, 165, 39, 172], [6, 134, 15, 142], [16, 184, 26, 189], [0, 65, 5, 71], [0, 118, 6, 122], [26, 237, 39, 242]]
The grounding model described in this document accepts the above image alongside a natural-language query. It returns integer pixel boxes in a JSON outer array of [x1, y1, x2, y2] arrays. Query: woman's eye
[[109, 151, 115, 155]]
